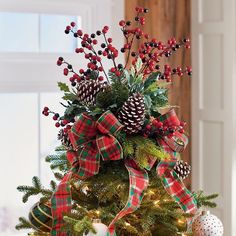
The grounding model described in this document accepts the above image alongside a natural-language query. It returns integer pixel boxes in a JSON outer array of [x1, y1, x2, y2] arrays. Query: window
[[0, 12, 81, 53], [0, 0, 124, 235]]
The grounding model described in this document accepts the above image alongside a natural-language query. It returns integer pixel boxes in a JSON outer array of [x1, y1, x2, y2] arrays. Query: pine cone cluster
[[173, 160, 191, 180], [58, 129, 73, 150], [118, 93, 145, 134], [77, 80, 108, 106]]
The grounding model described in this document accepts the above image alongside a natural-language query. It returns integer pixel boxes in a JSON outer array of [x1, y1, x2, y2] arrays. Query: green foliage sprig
[[123, 135, 169, 169]]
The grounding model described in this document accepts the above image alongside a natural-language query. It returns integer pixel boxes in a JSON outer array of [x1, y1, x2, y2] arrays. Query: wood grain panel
[[125, 0, 192, 188]]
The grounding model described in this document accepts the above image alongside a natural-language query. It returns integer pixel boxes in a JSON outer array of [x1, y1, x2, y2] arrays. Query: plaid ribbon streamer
[[51, 111, 123, 235], [156, 109, 197, 218], [107, 159, 149, 236]]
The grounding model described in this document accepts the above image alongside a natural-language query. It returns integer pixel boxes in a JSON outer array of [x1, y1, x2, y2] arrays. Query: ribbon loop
[[69, 113, 97, 150], [107, 159, 149, 236], [97, 110, 123, 135]]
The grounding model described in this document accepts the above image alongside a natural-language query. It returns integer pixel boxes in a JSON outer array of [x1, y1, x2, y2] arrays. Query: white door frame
[[191, 0, 236, 235]]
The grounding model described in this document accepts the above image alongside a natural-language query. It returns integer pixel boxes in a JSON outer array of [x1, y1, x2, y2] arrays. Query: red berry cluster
[[42, 107, 74, 129], [61, 22, 122, 84], [57, 57, 81, 86], [161, 65, 192, 82], [143, 118, 186, 138], [117, 7, 191, 80]]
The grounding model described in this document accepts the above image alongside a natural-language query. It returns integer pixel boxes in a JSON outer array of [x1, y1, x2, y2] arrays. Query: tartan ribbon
[[156, 109, 198, 217], [51, 111, 123, 236], [107, 159, 149, 236], [51, 109, 197, 236]]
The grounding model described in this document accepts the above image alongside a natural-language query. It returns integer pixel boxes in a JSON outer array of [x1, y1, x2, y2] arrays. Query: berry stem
[[124, 12, 141, 70], [102, 33, 118, 70]]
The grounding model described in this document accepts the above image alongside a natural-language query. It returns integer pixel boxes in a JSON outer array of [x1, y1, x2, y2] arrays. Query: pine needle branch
[[15, 217, 34, 230]]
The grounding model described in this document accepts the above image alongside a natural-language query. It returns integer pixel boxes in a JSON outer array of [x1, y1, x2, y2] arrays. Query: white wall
[[191, 0, 236, 235]]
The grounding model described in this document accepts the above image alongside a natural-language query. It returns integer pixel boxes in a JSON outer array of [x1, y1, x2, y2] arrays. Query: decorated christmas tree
[[16, 7, 223, 236]]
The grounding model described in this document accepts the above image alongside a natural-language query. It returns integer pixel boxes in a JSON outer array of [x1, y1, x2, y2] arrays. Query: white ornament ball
[[84, 219, 108, 236], [192, 211, 223, 236]]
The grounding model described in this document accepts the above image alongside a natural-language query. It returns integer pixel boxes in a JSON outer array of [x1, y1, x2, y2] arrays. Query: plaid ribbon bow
[[156, 109, 198, 217], [51, 111, 124, 236]]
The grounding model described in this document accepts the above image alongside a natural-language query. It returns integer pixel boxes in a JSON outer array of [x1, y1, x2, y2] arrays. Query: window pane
[[0, 12, 39, 52], [0, 93, 39, 236], [0, 12, 81, 53], [40, 14, 81, 53]]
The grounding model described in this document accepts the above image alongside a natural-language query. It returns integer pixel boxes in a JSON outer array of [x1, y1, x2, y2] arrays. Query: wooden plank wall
[[125, 0, 192, 188]]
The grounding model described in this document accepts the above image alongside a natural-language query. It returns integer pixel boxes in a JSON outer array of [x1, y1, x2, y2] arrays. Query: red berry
[[55, 122, 60, 128], [185, 44, 191, 49], [77, 30, 83, 36], [44, 112, 49, 116], [66, 125, 72, 130], [102, 26, 109, 34], [44, 106, 49, 111], [63, 68, 69, 76], [98, 76, 104, 81], [98, 66, 103, 72], [53, 115, 58, 121], [124, 43, 130, 49], [146, 124, 151, 130], [102, 51, 108, 56], [119, 20, 126, 27], [135, 7, 140, 12], [110, 67, 116, 73], [152, 120, 158, 127], [62, 120, 68, 125], [108, 38, 112, 43], [179, 128, 184, 133], [138, 8, 144, 13], [115, 71, 121, 77], [79, 69, 84, 74], [57, 60, 62, 66], [66, 25, 71, 31], [70, 22, 76, 27], [69, 77, 75, 82], [92, 39, 98, 45]]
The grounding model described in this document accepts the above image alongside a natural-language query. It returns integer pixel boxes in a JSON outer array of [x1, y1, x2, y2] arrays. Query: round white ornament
[[84, 219, 108, 236], [192, 211, 223, 236]]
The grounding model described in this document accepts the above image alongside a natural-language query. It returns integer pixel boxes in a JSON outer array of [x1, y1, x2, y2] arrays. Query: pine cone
[[173, 160, 191, 180], [58, 129, 73, 150], [118, 93, 145, 134], [77, 80, 108, 106]]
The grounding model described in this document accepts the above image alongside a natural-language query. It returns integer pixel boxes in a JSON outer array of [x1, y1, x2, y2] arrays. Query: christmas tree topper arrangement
[[16, 6, 222, 236]]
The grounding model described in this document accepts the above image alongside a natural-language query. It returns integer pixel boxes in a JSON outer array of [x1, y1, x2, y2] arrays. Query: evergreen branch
[[17, 176, 53, 203], [15, 217, 34, 230], [194, 191, 218, 208]]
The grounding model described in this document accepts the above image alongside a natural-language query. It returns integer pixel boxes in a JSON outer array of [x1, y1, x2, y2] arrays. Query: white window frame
[[0, 0, 124, 92]]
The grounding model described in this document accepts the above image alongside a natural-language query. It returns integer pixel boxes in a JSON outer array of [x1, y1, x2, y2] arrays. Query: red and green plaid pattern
[[157, 109, 197, 221], [157, 157, 197, 214], [107, 159, 149, 236], [51, 111, 123, 235], [158, 109, 188, 153], [51, 169, 72, 236], [158, 108, 180, 126]]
